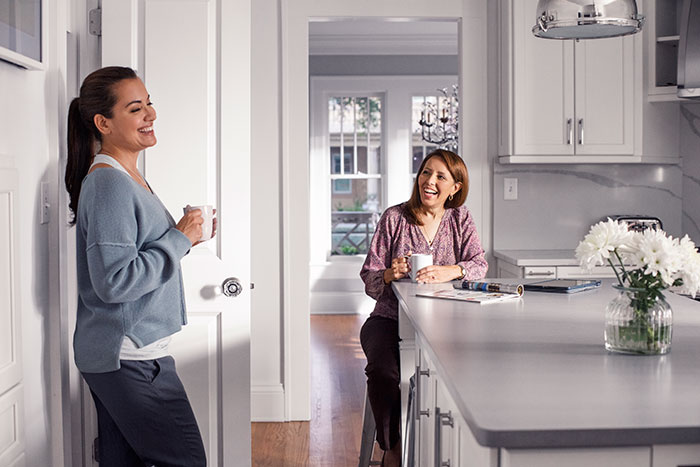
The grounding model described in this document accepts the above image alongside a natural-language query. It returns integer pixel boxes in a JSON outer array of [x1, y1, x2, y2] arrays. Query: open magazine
[[416, 287, 522, 304]]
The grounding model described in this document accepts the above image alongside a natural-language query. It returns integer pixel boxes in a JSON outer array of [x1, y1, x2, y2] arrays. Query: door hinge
[[93, 437, 99, 462], [89, 8, 102, 36]]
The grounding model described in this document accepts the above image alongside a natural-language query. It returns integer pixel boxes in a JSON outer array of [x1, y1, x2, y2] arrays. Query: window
[[310, 76, 458, 263], [329, 96, 382, 255]]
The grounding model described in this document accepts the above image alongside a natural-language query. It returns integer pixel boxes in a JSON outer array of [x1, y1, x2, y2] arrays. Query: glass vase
[[604, 285, 673, 355]]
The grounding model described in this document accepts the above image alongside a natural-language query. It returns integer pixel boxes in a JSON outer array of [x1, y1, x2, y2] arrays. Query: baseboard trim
[[251, 384, 285, 422]]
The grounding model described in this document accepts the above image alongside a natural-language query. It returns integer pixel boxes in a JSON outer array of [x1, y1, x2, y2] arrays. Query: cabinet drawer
[[557, 265, 616, 279], [502, 446, 651, 467]]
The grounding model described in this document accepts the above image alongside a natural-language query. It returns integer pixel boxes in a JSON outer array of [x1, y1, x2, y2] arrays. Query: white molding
[[309, 33, 458, 55], [251, 385, 285, 422]]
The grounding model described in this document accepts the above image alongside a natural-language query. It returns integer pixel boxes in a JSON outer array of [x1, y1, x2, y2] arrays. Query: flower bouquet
[[575, 219, 700, 354]]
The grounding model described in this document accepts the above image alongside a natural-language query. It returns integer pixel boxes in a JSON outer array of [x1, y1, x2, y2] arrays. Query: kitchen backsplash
[[681, 103, 700, 245], [493, 162, 683, 250]]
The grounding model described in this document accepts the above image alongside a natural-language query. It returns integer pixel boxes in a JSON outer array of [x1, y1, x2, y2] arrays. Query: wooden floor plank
[[252, 314, 382, 467]]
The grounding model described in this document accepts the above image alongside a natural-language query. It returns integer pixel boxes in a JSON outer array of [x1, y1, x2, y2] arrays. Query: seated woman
[[359, 149, 488, 467]]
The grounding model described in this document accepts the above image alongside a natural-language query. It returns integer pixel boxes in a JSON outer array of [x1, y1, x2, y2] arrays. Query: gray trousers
[[82, 356, 206, 467]]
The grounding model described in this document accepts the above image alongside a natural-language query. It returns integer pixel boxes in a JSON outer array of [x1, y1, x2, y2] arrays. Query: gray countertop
[[393, 280, 700, 449], [493, 249, 578, 266]]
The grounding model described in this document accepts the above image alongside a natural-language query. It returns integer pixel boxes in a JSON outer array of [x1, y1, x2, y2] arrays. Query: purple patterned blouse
[[360, 203, 488, 321]]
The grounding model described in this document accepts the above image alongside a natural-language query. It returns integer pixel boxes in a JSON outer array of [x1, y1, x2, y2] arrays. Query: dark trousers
[[360, 315, 401, 451], [82, 356, 206, 467]]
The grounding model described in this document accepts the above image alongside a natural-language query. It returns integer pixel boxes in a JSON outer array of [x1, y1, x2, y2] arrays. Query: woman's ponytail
[[65, 97, 94, 224], [64, 66, 138, 224]]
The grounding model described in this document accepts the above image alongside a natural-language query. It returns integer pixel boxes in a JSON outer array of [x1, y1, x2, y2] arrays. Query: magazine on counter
[[416, 288, 522, 304]]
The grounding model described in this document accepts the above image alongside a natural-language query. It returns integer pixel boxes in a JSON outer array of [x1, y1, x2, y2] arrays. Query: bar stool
[[358, 388, 382, 467]]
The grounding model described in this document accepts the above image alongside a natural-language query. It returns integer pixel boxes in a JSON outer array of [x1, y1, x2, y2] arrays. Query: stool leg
[[359, 389, 381, 467]]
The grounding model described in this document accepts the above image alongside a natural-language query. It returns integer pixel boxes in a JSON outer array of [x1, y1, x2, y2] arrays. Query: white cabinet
[[415, 345, 437, 466], [502, 447, 651, 467], [414, 337, 499, 467], [498, 0, 681, 164], [496, 260, 615, 280], [500, 0, 634, 159]]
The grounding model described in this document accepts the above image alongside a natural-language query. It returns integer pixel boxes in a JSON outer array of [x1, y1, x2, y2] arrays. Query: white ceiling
[[308, 20, 459, 56]]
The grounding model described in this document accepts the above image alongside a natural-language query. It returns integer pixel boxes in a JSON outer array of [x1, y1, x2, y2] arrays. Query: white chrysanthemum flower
[[575, 218, 633, 270], [633, 229, 679, 287], [676, 236, 700, 297]]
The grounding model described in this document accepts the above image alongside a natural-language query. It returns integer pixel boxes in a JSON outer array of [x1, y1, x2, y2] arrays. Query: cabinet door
[[417, 346, 437, 466], [574, 37, 634, 155], [435, 380, 458, 467], [512, 0, 575, 155]]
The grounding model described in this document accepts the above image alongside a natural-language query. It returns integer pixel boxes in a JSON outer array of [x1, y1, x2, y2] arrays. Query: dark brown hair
[[65, 66, 138, 224], [404, 149, 469, 225]]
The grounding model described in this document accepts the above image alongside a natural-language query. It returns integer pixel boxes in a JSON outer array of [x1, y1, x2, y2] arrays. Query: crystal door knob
[[222, 277, 242, 297]]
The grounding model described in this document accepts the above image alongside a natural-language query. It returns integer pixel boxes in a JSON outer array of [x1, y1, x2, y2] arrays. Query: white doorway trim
[[280, 0, 489, 421]]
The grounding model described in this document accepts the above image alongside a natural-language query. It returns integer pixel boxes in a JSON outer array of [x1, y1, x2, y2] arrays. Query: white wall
[[0, 0, 68, 464], [681, 103, 700, 242], [492, 163, 684, 250]]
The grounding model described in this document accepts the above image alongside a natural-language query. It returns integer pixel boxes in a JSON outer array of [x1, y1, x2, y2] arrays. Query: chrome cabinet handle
[[578, 118, 584, 145], [222, 277, 243, 297], [415, 364, 431, 419], [525, 271, 555, 277], [566, 118, 572, 145], [434, 407, 454, 467]]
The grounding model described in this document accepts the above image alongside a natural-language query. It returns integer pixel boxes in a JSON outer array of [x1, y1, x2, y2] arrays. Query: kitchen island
[[393, 280, 700, 467]]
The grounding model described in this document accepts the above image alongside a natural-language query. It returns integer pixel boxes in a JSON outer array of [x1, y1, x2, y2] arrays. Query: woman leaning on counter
[[359, 149, 488, 467]]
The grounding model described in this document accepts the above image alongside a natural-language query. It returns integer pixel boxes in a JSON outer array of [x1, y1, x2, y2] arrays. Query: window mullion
[[353, 98, 358, 175], [340, 98, 344, 176]]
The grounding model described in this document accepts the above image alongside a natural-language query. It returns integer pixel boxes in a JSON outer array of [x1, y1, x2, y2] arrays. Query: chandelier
[[418, 85, 459, 151]]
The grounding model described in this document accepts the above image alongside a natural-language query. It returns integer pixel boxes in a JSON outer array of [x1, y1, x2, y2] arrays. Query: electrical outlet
[[40, 181, 50, 224], [504, 178, 518, 200]]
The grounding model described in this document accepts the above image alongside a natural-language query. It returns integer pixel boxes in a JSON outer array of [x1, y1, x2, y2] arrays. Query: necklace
[[419, 210, 445, 246]]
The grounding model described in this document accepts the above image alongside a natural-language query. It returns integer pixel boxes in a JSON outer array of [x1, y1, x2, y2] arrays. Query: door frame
[[281, 0, 490, 420]]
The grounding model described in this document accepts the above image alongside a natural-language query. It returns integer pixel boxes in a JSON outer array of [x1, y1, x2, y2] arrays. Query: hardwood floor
[[252, 314, 382, 467]]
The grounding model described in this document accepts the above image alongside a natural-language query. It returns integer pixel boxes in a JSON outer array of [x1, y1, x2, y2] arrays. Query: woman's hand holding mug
[[179, 205, 217, 246], [384, 252, 411, 284], [176, 206, 204, 245]]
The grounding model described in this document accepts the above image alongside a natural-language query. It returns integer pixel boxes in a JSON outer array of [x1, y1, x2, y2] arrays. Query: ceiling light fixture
[[532, 0, 644, 40]]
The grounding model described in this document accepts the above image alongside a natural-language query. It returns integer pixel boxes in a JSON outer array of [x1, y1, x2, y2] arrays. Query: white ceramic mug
[[410, 254, 433, 282], [184, 204, 214, 241]]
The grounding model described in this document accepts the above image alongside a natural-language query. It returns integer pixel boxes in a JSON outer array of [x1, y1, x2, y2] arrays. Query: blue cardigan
[[74, 167, 192, 373]]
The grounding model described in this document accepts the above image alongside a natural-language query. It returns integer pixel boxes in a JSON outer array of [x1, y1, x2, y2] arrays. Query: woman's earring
[[449, 194, 454, 201]]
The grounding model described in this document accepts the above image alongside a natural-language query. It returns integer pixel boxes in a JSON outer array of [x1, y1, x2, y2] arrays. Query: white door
[[0, 168, 25, 467], [97, 1, 252, 466]]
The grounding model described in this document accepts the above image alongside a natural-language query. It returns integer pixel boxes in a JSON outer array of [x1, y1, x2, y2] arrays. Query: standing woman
[[65, 66, 209, 467], [359, 149, 488, 466]]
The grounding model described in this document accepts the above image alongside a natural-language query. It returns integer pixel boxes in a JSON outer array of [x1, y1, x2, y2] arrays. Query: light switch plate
[[40, 181, 49, 224], [504, 178, 518, 200]]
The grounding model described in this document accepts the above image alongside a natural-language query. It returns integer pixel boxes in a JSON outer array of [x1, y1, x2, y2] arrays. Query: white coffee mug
[[184, 204, 214, 241], [410, 254, 433, 282]]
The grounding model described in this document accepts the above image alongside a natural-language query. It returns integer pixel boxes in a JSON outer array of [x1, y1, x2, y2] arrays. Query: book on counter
[[416, 281, 523, 304]]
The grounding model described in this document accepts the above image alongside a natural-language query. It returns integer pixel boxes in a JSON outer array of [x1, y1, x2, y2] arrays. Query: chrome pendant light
[[532, 0, 644, 40]]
